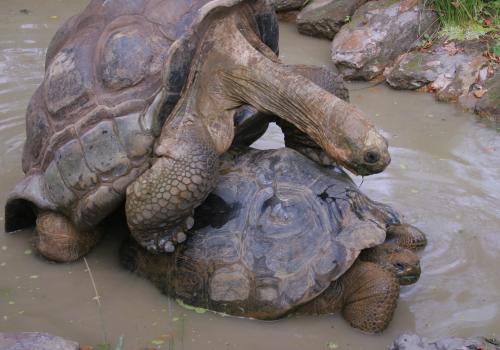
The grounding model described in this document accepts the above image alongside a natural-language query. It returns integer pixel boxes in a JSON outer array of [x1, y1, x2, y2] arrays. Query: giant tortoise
[[121, 147, 426, 333], [5, 0, 390, 261]]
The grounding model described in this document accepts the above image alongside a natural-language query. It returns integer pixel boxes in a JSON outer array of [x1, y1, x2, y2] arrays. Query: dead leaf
[[473, 88, 487, 98], [443, 42, 463, 56], [483, 51, 500, 63]]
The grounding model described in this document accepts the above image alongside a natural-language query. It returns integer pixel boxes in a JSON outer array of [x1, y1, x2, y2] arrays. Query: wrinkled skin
[[121, 148, 424, 333]]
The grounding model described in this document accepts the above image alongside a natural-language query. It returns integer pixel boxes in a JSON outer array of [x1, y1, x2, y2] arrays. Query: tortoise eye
[[364, 151, 380, 164]]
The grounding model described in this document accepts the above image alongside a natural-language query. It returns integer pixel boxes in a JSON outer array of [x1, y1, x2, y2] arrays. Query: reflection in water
[[0, 5, 499, 350]]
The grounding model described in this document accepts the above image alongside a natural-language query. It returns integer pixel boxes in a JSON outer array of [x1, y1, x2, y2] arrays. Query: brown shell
[[122, 148, 392, 319]]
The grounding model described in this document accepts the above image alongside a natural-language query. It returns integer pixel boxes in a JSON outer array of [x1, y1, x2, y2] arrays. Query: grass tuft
[[427, 0, 499, 40]]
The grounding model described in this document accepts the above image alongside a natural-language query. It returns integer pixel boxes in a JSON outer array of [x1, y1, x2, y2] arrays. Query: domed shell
[[6, 0, 279, 232], [146, 148, 387, 318]]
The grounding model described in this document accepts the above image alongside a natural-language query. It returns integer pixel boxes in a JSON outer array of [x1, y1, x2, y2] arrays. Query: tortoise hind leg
[[340, 261, 400, 333], [35, 211, 102, 262], [125, 114, 219, 254]]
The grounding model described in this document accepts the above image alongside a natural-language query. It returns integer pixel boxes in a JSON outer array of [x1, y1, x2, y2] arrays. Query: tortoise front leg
[[125, 115, 219, 253], [340, 261, 400, 333], [296, 261, 399, 333]]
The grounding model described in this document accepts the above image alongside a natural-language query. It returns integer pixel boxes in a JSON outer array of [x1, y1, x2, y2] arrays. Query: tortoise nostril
[[394, 263, 405, 272], [364, 150, 380, 164]]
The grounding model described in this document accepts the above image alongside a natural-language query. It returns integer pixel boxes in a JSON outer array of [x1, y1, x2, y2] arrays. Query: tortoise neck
[[189, 12, 351, 160]]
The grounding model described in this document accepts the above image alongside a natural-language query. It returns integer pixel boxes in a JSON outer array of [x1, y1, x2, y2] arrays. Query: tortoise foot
[[138, 216, 193, 254]]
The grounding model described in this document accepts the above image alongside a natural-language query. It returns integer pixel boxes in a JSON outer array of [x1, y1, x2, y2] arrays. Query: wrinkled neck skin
[[167, 5, 390, 175]]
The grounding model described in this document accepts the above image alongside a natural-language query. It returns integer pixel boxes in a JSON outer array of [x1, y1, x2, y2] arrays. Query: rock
[[0, 332, 79, 350], [389, 333, 499, 350], [331, 0, 438, 80], [297, 0, 368, 40], [276, 10, 299, 22], [475, 69, 500, 123], [385, 39, 498, 122], [384, 50, 460, 90], [271, 0, 305, 12]]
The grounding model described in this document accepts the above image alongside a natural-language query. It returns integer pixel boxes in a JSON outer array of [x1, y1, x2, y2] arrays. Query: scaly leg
[[340, 261, 400, 333], [35, 211, 102, 262], [296, 261, 399, 333], [125, 114, 219, 253]]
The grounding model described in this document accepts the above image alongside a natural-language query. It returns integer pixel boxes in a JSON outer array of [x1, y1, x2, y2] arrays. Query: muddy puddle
[[1, 3, 499, 350]]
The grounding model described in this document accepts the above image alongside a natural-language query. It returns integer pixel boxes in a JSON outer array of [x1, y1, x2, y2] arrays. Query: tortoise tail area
[[4, 175, 55, 232]]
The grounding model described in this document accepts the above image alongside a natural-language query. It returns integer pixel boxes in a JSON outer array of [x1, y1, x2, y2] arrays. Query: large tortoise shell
[[124, 148, 390, 318]]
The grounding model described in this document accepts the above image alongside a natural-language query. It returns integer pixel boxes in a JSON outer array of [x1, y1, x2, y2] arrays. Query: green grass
[[427, 0, 499, 40]]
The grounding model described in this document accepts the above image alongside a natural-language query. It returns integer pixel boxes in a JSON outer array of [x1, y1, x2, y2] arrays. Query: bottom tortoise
[[121, 148, 426, 333]]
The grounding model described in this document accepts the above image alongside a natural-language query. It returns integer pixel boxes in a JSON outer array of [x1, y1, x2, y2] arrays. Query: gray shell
[[5, 0, 279, 232], [124, 148, 392, 318]]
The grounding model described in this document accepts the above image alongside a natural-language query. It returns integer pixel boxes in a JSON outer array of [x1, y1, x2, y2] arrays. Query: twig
[[84, 257, 109, 347]]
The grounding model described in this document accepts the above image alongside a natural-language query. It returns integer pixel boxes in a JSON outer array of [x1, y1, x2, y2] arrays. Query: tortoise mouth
[[398, 275, 419, 285], [394, 264, 421, 286], [341, 154, 391, 176], [355, 150, 391, 176]]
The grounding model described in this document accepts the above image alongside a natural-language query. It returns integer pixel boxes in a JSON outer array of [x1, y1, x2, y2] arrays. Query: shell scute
[[100, 26, 153, 90], [43, 161, 76, 213], [22, 88, 51, 172], [209, 265, 250, 302], [114, 113, 154, 159], [44, 47, 88, 115], [55, 138, 98, 192], [79, 120, 131, 178]]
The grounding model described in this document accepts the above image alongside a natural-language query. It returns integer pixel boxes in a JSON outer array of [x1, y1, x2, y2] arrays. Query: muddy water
[[0, 3, 499, 349]]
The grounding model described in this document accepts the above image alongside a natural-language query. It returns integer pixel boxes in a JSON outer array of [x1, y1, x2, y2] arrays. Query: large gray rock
[[389, 333, 499, 350], [271, 0, 305, 11], [0, 332, 79, 350], [385, 40, 498, 123], [297, 0, 368, 40], [331, 0, 438, 80]]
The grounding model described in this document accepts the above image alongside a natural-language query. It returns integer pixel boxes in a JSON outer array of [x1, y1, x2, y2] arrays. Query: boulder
[[0, 332, 79, 350], [389, 333, 499, 350], [331, 0, 438, 80], [385, 40, 498, 122], [297, 0, 368, 40], [475, 69, 500, 123], [271, 0, 305, 12]]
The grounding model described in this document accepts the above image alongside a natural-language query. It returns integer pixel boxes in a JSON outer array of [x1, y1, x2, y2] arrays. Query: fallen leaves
[[483, 50, 500, 63], [473, 88, 487, 98], [443, 42, 464, 56], [176, 298, 208, 314]]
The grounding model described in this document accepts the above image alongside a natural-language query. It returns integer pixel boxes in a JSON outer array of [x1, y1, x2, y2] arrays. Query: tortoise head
[[317, 101, 391, 176], [360, 242, 421, 285], [175, 1, 391, 175]]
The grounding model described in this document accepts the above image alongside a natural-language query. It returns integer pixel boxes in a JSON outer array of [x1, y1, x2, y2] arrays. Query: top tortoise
[[5, 0, 390, 261]]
